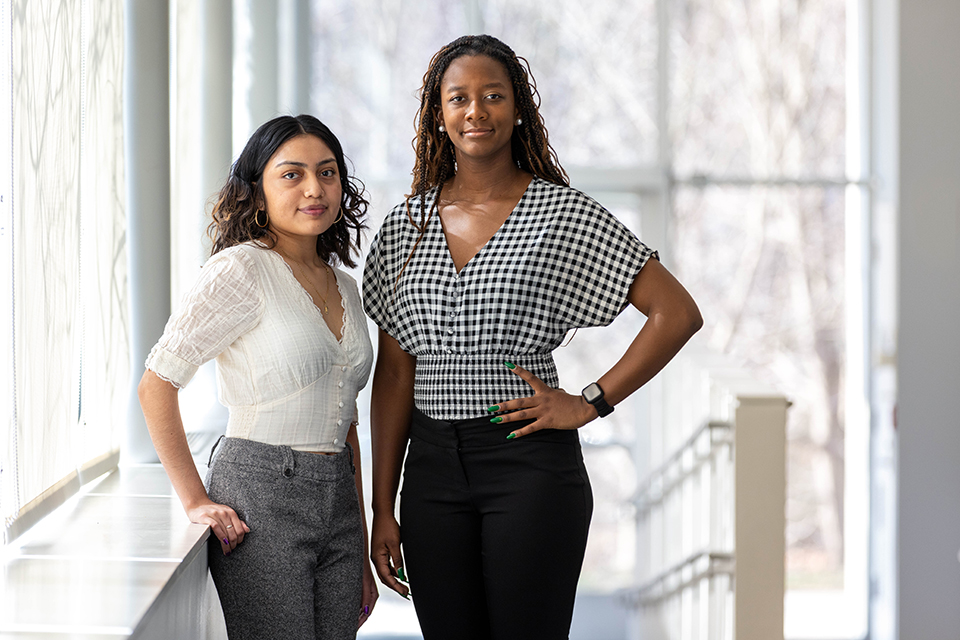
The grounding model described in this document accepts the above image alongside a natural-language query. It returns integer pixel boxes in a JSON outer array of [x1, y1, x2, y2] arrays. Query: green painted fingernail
[[491, 416, 503, 423], [504, 361, 516, 369], [506, 433, 517, 440], [397, 567, 407, 582], [487, 405, 500, 412]]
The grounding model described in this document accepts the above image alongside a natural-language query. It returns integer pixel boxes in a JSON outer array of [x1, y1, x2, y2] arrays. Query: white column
[[464, 0, 485, 34], [868, 0, 900, 638], [202, 0, 233, 209], [897, 1, 960, 638], [188, 0, 234, 440], [124, 0, 170, 463], [234, 0, 278, 143], [278, 0, 310, 116]]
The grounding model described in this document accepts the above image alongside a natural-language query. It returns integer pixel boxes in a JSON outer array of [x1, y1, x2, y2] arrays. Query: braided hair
[[207, 114, 368, 268], [396, 35, 568, 283]]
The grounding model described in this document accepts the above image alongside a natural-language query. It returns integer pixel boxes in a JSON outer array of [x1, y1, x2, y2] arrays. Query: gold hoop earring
[[255, 210, 268, 228], [333, 208, 344, 224]]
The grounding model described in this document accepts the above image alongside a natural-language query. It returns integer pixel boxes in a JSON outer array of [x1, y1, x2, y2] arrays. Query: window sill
[[0, 465, 216, 638]]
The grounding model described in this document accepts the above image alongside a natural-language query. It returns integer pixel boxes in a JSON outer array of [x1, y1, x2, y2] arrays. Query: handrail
[[622, 550, 735, 607], [628, 384, 788, 640], [632, 420, 732, 512]]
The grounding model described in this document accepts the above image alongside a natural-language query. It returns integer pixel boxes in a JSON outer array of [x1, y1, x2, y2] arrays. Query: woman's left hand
[[489, 363, 597, 439], [358, 560, 379, 627]]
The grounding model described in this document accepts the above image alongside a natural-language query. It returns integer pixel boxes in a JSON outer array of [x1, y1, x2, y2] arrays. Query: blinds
[[1, 0, 127, 543]]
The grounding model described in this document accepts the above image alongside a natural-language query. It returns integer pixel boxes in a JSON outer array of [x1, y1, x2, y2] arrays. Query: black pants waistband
[[410, 407, 577, 449]]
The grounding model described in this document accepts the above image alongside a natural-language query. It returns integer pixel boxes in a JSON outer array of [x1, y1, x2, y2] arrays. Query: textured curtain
[[0, 0, 14, 532], [77, 0, 127, 476], [2, 0, 127, 542]]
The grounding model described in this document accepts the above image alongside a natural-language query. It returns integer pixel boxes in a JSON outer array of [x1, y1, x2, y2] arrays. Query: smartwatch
[[581, 382, 614, 418]]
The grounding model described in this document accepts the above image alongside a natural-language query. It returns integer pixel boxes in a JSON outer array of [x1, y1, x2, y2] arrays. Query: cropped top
[[146, 242, 373, 452]]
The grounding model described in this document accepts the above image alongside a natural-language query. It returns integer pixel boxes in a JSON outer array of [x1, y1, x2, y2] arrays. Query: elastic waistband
[[410, 407, 578, 449], [209, 436, 355, 479], [414, 353, 560, 421], [414, 352, 555, 366]]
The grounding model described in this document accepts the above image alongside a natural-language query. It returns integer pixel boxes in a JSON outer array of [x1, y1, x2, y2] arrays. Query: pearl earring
[[438, 124, 446, 133], [515, 117, 523, 126]]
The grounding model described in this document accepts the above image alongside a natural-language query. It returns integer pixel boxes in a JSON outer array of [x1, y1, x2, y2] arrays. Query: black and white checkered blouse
[[362, 177, 659, 421]]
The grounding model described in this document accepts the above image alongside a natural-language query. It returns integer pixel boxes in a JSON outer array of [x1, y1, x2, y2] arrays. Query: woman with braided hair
[[362, 35, 702, 639]]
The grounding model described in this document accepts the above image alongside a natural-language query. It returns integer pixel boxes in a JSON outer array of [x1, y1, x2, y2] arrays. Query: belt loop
[[346, 442, 356, 475], [207, 434, 226, 467], [282, 446, 296, 476]]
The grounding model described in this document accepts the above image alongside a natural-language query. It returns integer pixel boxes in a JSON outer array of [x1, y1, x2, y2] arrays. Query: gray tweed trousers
[[206, 437, 363, 640]]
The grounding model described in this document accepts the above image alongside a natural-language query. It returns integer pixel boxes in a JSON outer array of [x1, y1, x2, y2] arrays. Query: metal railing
[[624, 349, 788, 640]]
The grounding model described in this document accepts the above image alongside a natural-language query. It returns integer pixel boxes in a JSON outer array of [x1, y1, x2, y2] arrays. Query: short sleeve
[[362, 204, 408, 339], [145, 247, 265, 388], [547, 193, 659, 329]]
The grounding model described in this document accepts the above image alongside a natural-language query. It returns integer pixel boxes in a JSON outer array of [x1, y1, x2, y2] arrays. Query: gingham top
[[362, 177, 658, 421], [146, 242, 374, 452]]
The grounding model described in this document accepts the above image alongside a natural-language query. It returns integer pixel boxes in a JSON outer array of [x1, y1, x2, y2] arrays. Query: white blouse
[[145, 242, 373, 452]]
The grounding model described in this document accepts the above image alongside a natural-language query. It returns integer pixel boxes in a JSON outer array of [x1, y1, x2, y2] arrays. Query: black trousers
[[400, 408, 593, 640]]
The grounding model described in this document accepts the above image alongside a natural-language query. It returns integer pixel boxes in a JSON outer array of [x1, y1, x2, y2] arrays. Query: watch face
[[582, 382, 603, 403]]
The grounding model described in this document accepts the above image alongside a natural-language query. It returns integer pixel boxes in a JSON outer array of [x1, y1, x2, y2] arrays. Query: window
[[1, 0, 127, 543], [668, 0, 868, 634], [169, 2, 870, 635], [308, 1, 867, 635]]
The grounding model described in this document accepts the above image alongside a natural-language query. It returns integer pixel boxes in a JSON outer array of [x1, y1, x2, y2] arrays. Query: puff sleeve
[[145, 247, 266, 388]]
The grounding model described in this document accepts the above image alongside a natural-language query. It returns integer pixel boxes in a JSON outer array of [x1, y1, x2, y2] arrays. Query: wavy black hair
[[207, 114, 368, 267]]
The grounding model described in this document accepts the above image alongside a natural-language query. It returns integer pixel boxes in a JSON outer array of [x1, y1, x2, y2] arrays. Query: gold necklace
[[276, 250, 333, 315]]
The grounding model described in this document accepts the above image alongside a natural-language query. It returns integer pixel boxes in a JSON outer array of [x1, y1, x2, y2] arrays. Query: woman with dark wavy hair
[[363, 36, 702, 639], [139, 114, 378, 639]]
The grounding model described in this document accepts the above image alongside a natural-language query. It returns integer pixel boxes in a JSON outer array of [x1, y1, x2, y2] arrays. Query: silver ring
[[225, 525, 233, 529]]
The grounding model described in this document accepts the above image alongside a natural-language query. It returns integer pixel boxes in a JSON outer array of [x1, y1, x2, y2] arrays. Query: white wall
[[896, 1, 960, 638]]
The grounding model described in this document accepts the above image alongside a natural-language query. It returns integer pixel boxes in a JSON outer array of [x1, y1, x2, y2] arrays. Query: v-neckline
[[436, 176, 535, 275], [269, 249, 346, 345]]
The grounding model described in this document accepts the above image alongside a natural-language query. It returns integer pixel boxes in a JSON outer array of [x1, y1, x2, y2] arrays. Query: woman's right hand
[[187, 500, 250, 555], [139, 371, 251, 556], [370, 513, 410, 598]]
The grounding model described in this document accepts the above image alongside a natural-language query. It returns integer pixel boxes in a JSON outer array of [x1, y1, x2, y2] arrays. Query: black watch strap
[[582, 382, 614, 418]]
